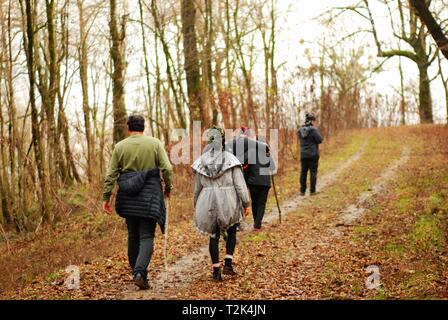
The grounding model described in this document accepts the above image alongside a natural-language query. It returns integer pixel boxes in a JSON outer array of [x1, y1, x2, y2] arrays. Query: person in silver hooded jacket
[[192, 126, 250, 281]]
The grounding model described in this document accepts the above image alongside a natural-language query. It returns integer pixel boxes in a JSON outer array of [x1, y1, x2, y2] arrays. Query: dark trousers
[[209, 224, 238, 264], [248, 185, 270, 229], [300, 155, 319, 194], [125, 216, 157, 278]]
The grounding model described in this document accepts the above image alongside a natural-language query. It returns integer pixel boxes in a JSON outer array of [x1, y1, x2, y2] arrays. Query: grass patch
[[370, 206, 382, 215], [384, 241, 407, 257], [352, 225, 375, 235], [244, 232, 268, 242], [400, 271, 441, 294], [429, 194, 444, 209], [319, 135, 364, 174], [374, 288, 389, 300], [410, 212, 445, 253], [45, 271, 62, 284], [397, 197, 412, 213]]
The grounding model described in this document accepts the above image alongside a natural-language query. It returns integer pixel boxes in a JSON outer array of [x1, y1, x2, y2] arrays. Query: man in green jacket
[[102, 115, 173, 289]]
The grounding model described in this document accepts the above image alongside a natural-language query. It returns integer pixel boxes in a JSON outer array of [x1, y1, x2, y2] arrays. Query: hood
[[192, 150, 242, 178], [299, 126, 311, 138]]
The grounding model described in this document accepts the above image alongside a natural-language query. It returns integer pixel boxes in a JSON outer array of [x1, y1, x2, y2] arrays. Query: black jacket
[[225, 136, 252, 164], [115, 168, 166, 232], [298, 125, 323, 158], [226, 137, 275, 187], [246, 141, 276, 187], [225, 136, 253, 180]]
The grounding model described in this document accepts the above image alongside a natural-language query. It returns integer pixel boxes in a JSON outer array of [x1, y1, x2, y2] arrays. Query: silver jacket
[[192, 150, 250, 238]]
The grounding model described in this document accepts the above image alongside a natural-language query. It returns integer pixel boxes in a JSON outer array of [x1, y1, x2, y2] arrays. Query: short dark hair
[[127, 115, 145, 132], [305, 113, 316, 122]]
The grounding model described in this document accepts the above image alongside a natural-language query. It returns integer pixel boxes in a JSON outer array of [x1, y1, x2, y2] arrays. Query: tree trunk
[[0, 85, 11, 225], [445, 88, 448, 125], [154, 29, 163, 138], [181, 0, 204, 125], [204, 0, 217, 125], [57, 1, 77, 184], [214, 53, 230, 128], [22, 0, 49, 221], [417, 62, 433, 123], [44, 0, 59, 189], [137, 0, 155, 136], [0, 172, 11, 226], [262, 29, 270, 127], [77, 0, 94, 181], [224, 0, 233, 128], [399, 56, 406, 125], [100, 65, 112, 177], [1, 0, 21, 226], [269, 0, 277, 128], [109, 0, 128, 144]]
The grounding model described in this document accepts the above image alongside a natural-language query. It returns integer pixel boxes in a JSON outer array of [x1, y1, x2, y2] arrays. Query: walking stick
[[163, 197, 169, 289], [271, 175, 282, 224]]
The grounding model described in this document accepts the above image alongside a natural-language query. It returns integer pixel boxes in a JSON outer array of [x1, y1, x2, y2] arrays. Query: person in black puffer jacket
[[297, 113, 323, 196], [102, 115, 173, 290]]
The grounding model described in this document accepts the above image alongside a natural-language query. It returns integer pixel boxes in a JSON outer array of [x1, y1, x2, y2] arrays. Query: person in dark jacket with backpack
[[225, 127, 252, 181], [102, 115, 173, 290], [245, 137, 276, 230], [298, 113, 323, 196], [226, 129, 275, 230]]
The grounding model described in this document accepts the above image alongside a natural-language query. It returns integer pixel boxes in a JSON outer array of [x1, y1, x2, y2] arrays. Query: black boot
[[133, 272, 149, 290], [212, 267, 222, 281], [223, 258, 237, 276]]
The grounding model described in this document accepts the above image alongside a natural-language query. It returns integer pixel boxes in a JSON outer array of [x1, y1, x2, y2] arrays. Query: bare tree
[[181, 0, 204, 125], [109, 0, 128, 144], [150, 0, 185, 129], [202, 0, 218, 125], [362, 0, 436, 123], [20, 0, 50, 222], [77, 0, 94, 181]]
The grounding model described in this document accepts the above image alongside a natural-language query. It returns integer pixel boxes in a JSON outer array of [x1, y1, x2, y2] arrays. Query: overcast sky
[[273, 0, 447, 123]]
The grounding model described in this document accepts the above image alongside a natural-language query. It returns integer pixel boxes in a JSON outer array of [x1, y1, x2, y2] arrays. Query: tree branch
[[410, 0, 448, 59]]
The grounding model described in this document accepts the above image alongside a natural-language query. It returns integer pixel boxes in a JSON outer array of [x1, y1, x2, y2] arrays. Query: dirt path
[[295, 147, 411, 254], [336, 147, 410, 227], [174, 141, 415, 300], [122, 141, 369, 299]]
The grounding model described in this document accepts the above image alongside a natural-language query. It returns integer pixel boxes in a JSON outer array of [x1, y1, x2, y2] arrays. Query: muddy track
[[336, 147, 410, 227], [280, 147, 411, 299], [121, 141, 370, 300], [272, 147, 411, 299], [296, 147, 410, 257]]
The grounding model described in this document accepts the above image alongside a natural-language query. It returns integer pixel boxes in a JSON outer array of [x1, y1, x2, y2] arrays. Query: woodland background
[[0, 0, 447, 234]]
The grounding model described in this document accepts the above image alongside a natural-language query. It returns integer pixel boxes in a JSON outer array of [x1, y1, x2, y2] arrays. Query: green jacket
[[102, 134, 173, 201]]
